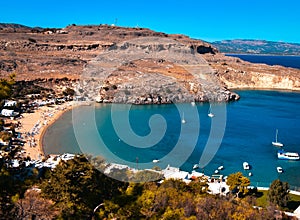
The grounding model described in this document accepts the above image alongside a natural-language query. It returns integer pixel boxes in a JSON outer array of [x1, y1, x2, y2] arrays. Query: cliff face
[[203, 54, 300, 91], [79, 37, 238, 103], [0, 24, 299, 103]]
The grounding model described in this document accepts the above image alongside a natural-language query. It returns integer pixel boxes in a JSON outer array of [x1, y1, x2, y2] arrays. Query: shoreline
[[17, 102, 75, 160], [39, 103, 74, 158]]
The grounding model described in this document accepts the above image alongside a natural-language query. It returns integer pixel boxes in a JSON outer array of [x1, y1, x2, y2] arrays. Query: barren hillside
[[1, 24, 299, 103]]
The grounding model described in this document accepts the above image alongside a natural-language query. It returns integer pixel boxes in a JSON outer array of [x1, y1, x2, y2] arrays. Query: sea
[[43, 55, 300, 188], [226, 54, 300, 69]]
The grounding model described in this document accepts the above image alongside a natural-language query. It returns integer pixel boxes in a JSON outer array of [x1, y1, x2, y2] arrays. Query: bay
[[43, 90, 300, 188]]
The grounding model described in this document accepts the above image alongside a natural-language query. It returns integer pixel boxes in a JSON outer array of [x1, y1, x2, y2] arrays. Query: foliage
[[0, 153, 37, 218], [0, 119, 4, 129], [11, 80, 53, 99], [0, 152, 296, 219], [226, 172, 250, 197], [268, 179, 290, 208], [0, 131, 13, 142], [14, 189, 57, 219], [0, 73, 15, 100], [40, 155, 128, 219], [130, 170, 164, 182], [63, 87, 75, 96], [256, 189, 300, 212]]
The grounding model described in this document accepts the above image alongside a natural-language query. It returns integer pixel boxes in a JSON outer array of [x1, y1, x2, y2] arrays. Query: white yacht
[[277, 149, 299, 160], [208, 112, 215, 118], [152, 159, 160, 163], [208, 105, 215, 118], [181, 112, 186, 124]]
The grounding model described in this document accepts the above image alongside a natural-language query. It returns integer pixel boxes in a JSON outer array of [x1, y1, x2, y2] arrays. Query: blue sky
[[1, 0, 300, 43]]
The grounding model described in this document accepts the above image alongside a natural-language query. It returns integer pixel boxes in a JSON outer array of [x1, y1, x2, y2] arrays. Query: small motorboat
[[193, 164, 199, 169], [214, 170, 219, 174], [218, 166, 224, 170], [243, 162, 250, 170], [248, 172, 252, 176], [277, 149, 300, 160], [152, 159, 160, 163], [277, 166, 283, 173]]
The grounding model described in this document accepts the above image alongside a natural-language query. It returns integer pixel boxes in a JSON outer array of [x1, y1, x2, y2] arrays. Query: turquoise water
[[43, 90, 300, 187]]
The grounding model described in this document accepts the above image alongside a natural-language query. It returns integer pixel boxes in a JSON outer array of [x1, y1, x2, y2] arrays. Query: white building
[[1, 109, 15, 117], [4, 100, 17, 107], [162, 165, 189, 180]]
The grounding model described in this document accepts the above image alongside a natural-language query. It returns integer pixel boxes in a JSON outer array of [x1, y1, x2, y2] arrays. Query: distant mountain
[[0, 23, 31, 29], [0, 23, 45, 33], [211, 39, 300, 55]]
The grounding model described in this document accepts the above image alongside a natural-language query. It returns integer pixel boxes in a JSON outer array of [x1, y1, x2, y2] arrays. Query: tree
[[63, 87, 75, 96], [226, 172, 250, 197], [14, 189, 57, 220], [40, 155, 127, 219], [0, 73, 15, 100], [268, 179, 290, 208], [188, 176, 209, 194]]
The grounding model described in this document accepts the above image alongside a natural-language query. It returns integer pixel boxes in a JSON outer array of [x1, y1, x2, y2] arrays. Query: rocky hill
[[0, 24, 299, 103], [211, 39, 300, 55], [203, 53, 300, 90]]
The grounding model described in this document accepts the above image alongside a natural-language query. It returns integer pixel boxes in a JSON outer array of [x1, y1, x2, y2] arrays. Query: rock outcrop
[[77, 37, 238, 103]]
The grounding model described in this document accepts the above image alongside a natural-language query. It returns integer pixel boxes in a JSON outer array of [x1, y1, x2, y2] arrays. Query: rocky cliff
[[203, 53, 300, 91], [78, 37, 238, 103], [0, 24, 299, 103]]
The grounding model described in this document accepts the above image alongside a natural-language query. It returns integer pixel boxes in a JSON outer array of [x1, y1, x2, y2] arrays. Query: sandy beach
[[17, 102, 74, 160]]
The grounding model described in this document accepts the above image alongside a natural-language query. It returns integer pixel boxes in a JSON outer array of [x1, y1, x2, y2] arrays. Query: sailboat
[[272, 129, 283, 147], [181, 112, 186, 124], [208, 105, 215, 118]]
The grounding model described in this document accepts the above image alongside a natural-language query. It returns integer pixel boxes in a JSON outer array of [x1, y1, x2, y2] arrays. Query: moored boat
[[272, 129, 283, 147], [181, 112, 186, 124], [277, 149, 300, 160], [152, 159, 160, 163], [193, 164, 199, 169], [243, 162, 250, 170], [277, 166, 283, 173], [208, 112, 215, 118], [208, 105, 215, 118]]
